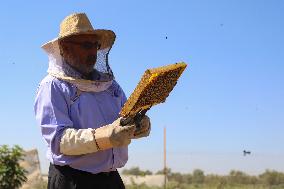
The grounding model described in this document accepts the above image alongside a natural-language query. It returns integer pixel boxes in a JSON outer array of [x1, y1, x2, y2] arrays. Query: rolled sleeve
[[34, 78, 73, 157]]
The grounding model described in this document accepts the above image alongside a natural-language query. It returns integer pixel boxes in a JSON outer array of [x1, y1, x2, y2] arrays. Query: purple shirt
[[34, 75, 128, 174]]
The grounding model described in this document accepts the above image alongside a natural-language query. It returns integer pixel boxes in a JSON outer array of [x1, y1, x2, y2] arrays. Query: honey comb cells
[[120, 62, 187, 118]]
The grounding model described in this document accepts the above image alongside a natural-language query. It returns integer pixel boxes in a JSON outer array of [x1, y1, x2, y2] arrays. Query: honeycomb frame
[[120, 62, 187, 118]]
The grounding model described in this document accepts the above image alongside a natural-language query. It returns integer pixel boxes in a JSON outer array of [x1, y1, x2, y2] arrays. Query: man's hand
[[133, 115, 151, 139], [94, 117, 136, 150]]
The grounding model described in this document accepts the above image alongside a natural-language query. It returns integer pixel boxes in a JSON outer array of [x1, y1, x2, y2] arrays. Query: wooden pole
[[164, 127, 167, 189]]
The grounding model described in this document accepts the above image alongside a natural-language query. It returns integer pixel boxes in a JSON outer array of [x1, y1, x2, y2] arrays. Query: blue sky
[[0, 0, 283, 175]]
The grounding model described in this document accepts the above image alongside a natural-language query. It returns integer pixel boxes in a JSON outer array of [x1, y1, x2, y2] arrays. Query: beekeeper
[[34, 13, 151, 189]]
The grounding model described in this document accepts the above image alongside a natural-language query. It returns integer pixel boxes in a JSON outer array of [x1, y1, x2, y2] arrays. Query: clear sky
[[0, 0, 283, 175]]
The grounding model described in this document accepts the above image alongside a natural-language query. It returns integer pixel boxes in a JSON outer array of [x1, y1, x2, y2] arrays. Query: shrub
[[0, 145, 27, 189]]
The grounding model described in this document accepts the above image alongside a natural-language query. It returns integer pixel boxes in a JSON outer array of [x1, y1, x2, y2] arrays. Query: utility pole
[[164, 126, 167, 189]]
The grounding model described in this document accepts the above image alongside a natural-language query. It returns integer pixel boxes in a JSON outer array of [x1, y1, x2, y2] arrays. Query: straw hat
[[41, 13, 115, 50]]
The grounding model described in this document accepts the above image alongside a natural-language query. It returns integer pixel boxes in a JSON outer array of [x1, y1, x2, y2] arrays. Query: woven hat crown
[[42, 12, 116, 50], [59, 13, 95, 38]]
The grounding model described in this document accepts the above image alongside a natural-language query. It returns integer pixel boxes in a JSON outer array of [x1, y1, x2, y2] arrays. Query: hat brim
[[41, 29, 116, 50]]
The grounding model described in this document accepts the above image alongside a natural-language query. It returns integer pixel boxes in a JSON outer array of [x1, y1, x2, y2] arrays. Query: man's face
[[59, 34, 100, 76]]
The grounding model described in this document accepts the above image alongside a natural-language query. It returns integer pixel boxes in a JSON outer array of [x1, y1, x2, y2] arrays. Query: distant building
[[19, 149, 43, 189], [121, 174, 165, 187]]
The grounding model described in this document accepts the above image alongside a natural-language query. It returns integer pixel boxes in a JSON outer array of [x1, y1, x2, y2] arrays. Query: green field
[[126, 183, 284, 189]]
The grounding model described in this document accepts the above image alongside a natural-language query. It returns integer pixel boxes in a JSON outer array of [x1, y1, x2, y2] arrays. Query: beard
[[85, 54, 97, 65], [64, 57, 96, 77]]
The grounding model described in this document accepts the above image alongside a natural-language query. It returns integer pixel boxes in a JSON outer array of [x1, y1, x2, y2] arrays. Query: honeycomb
[[120, 62, 187, 118]]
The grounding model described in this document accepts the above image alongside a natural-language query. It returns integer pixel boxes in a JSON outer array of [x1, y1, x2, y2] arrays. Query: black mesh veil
[[43, 39, 115, 82], [94, 47, 114, 81]]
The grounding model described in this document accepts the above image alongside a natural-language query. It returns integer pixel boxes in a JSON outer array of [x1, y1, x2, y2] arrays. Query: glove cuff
[[94, 126, 113, 150]]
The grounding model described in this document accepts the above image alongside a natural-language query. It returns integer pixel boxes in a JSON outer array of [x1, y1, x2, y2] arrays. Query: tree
[[122, 167, 152, 176], [156, 167, 171, 175], [0, 145, 27, 189], [228, 170, 250, 184], [259, 170, 284, 186], [192, 169, 205, 184], [169, 172, 183, 183]]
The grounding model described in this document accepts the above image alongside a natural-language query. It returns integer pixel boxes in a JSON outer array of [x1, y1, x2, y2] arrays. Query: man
[[34, 13, 151, 189]]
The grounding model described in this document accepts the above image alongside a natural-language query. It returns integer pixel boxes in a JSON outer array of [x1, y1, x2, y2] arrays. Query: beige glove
[[60, 118, 135, 156], [94, 117, 136, 150], [133, 115, 151, 139]]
